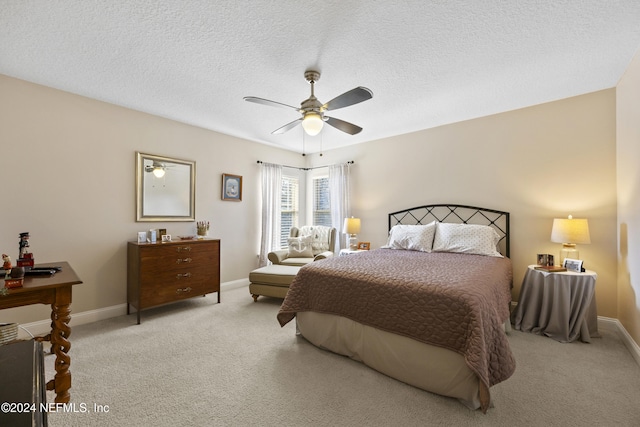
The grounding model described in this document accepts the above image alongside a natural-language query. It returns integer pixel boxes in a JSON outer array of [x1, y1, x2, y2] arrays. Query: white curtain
[[329, 163, 351, 253], [259, 162, 282, 267]]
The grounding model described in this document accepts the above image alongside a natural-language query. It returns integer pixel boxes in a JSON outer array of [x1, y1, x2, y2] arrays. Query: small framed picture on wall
[[222, 174, 242, 201]]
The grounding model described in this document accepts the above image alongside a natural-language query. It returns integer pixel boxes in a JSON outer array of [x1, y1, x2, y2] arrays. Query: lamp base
[[348, 234, 358, 250], [559, 244, 579, 266]]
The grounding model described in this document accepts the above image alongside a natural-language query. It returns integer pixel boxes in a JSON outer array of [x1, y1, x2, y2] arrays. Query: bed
[[277, 204, 515, 412]]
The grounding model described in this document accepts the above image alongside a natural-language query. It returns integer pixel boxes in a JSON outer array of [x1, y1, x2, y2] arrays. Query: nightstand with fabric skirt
[[512, 265, 598, 343]]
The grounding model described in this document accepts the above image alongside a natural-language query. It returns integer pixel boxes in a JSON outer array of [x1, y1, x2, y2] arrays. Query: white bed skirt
[[296, 311, 482, 409]]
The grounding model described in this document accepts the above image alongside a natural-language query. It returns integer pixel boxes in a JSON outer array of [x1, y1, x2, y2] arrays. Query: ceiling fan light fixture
[[301, 112, 323, 136], [153, 167, 166, 178]]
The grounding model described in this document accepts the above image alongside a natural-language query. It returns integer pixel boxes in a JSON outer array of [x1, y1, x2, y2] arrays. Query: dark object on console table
[[127, 239, 221, 324], [0, 340, 47, 427]]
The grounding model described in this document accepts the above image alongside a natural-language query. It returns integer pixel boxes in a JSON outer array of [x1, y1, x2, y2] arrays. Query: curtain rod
[[256, 160, 354, 171]]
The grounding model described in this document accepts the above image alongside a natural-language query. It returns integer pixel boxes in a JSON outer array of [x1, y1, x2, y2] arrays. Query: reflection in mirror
[[136, 152, 195, 222]]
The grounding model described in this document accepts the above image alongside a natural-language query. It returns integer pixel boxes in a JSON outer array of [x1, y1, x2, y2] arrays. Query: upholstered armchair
[[268, 225, 336, 266]]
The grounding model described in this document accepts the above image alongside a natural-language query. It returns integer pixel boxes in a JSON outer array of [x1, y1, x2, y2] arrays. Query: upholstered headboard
[[388, 204, 510, 257]]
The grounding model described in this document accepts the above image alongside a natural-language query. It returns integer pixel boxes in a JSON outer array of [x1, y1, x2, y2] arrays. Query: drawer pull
[[176, 246, 192, 252], [176, 257, 193, 264], [176, 272, 192, 279], [176, 287, 193, 293]]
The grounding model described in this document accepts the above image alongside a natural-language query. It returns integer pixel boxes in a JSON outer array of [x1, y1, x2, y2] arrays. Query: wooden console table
[[0, 261, 83, 403]]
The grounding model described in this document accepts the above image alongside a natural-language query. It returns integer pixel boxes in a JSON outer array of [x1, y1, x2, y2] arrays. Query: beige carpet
[[45, 285, 640, 427]]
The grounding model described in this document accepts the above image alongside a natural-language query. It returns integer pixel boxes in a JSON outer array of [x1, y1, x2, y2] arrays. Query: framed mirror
[[136, 152, 195, 222]]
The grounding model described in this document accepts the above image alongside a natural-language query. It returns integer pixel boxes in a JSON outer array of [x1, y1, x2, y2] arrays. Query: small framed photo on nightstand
[[563, 258, 583, 273], [537, 254, 554, 267], [357, 242, 370, 250]]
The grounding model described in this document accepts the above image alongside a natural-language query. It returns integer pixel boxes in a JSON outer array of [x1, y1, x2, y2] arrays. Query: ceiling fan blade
[[322, 87, 373, 111], [244, 96, 300, 111], [272, 118, 303, 135], [325, 116, 363, 135]]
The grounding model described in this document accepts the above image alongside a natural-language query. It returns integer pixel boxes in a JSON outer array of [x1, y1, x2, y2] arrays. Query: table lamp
[[550, 215, 591, 265], [343, 217, 361, 250]]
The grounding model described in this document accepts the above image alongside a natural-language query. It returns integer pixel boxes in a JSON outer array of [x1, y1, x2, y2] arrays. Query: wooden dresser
[[127, 238, 220, 324]]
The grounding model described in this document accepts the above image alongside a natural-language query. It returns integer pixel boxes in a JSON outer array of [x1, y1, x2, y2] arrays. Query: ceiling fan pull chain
[[302, 126, 306, 157]]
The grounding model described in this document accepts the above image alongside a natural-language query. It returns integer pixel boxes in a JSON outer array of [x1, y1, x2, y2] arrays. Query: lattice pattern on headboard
[[388, 204, 510, 257]]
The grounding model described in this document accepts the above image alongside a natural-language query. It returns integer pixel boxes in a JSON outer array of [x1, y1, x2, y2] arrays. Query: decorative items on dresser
[[127, 238, 220, 324]]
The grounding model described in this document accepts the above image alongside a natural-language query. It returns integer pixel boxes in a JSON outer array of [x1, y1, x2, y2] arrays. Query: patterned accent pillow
[[382, 221, 436, 252], [298, 226, 331, 255], [432, 222, 502, 257], [287, 235, 314, 258]]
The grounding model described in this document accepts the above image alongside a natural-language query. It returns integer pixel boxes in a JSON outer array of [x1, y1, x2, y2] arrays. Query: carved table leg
[[49, 287, 72, 403]]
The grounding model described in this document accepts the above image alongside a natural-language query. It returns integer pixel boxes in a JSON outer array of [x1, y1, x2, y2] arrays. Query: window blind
[[280, 176, 299, 247], [313, 176, 332, 227]]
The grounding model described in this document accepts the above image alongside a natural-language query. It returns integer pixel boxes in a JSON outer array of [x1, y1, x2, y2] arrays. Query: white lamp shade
[[152, 167, 166, 178], [301, 112, 324, 136], [550, 217, 591, 244], [343, 217, 361, 234]]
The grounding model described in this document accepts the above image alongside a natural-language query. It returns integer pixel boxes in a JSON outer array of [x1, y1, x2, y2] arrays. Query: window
[[279, 171, 331, 248], [280, 176, 299, 247], [312, 176, 332, 227]]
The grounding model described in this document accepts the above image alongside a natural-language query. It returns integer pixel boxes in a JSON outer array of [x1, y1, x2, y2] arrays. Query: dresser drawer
[[139, 245, 218, 274], [140, 264, 217, 289], [140, 242, 217, 258], [139, 278, 210, 308]]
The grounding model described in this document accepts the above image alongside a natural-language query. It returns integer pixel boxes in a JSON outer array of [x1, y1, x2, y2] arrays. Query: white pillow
[[287, 235, 314, 258], [382, 222, 436, 252], [298, 225, 331, 255], [432, 222, 503, 257]]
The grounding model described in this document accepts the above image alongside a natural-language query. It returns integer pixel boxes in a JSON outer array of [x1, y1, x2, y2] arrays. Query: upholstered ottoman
[[249, 265, 301, 302]]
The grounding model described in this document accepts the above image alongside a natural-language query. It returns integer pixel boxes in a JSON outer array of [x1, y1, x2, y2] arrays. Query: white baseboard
[[600, 316, 640, 367], [223, 278, 249, 290], [17, 280, 250, 339], [17, 303, 128, 339], [597, 316, 619, 333]]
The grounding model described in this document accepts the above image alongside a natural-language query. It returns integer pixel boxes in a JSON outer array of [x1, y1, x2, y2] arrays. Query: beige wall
[[312, 90, 619, 317], [0, 74, 622, 329], [0, 74, 304, 325], [617, 48, 640, 345]]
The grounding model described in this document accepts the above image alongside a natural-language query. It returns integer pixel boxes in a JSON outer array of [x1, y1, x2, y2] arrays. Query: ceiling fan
[[244, 70, 373, 136], [144, 161, 172, 178]]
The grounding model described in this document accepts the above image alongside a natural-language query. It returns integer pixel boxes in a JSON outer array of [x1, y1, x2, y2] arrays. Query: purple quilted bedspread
[[277, 248, 516, 412]]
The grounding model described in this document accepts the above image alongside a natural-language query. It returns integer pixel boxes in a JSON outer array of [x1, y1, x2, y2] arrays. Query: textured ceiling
[[2, 1, 640, 154]]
